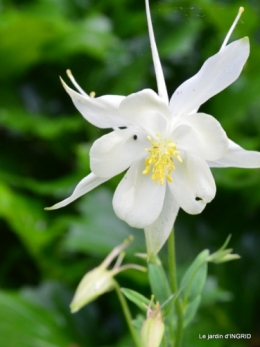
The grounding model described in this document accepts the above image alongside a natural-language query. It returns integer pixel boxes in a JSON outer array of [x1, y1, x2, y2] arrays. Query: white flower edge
[[170, 37, 249, 117], [208, 140, 260, 168], [60, 78, 128, 129], [45, 173, 109, 210], [144, 189, 179, 260]]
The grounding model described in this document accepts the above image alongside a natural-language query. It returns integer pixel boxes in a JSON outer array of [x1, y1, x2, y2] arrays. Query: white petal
[[45, 173, 108, 210], [208, 139, 260, 168], [61, 78, 127, 129], [119, 89, 170, 135], [144, 188, 179, 259], [170, 37, 249, 117], [112, 161, 166, 228], [173, 113, 228, 161], [90, 128, 147, 178], [145, 0, 168, 103], [168, 152, 216, 214]]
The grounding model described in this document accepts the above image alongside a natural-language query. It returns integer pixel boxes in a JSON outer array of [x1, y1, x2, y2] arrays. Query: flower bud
[[70, 267, 115, 313], [70, 236, 146, 313], [207, 235, 240, 264], [211, 252, 240, 264], [141, 300, 165, 347]]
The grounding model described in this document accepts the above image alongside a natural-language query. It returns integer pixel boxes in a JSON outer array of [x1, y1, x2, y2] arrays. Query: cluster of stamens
[[142, 133, 183, 185]]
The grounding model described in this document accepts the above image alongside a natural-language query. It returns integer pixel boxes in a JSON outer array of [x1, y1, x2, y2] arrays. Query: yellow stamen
[[177, 155, 183, 163], [166, 175, 173, 183], [142, 133, 183, 185]]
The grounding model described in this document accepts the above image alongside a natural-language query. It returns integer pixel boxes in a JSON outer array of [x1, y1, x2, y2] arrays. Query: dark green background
[[0, 0, 259, 346]]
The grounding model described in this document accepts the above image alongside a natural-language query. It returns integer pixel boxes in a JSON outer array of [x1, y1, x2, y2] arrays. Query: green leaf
[[148, 257, 171, 305], [180, 249, 209, 302], [183, 295, 201, 328], [160, 19, 202, 58], [201, 276, 233, 307], [0, 108, 83, 140], [53, 15, 118, 60], [121, 288, 150, 311], [0, 11, 67, 78], [0, 289, 75, 347], [161, 294, 178, 318], [0, 182, 54, 256], [25, 0, 76, 19]]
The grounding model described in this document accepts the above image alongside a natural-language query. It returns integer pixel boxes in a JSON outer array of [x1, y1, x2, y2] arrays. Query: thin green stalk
[[166, 300, 175, 347], [168, 229, 183, 347], [161, 335, 167, 347], [114, 281, 141, 347]]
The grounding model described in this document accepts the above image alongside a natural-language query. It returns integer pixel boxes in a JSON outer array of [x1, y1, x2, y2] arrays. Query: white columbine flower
[[46, 1, 260, 258]]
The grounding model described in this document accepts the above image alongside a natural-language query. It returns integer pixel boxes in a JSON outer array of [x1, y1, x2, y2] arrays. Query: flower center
[[142, 133, 183, 185]]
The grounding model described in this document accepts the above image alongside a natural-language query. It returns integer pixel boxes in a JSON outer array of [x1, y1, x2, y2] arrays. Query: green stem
[[114, 281, 141, 347], [168, 229, 183, 347], [161, 333, 167, 347]]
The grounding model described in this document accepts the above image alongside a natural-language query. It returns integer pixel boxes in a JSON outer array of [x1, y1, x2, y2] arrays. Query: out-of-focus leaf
[[0, 108, 83, 139], [25, 0, 78, 20], [47, 15, 119, 60], [0, 170, 81, 196], [180, 250, 209, 302], [201, 276, 233, 306], [0, 141, 91, 197], [0, 11, 66, 78], [121, 288, 149, 311], [161, 294, 178, 318], [148, 257, 171, 305], [0, 289, 75, 347], [4, 281, 98, 346], [160, 20, 202, 58], [0, 9, 118, 79], [183, 295, 201, 328], [0, 182, 53, 256]]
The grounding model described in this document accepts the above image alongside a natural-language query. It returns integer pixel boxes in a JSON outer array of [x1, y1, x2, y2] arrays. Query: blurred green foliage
[[0, 0, 260, 346]]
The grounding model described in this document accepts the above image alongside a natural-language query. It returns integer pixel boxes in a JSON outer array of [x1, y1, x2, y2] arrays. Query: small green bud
[[207, 235, 240, 264], [70, 236, 146, 313], [141, 299, 165, 347], [213, 253, 240, 264], [70, 267, 115, 313]]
